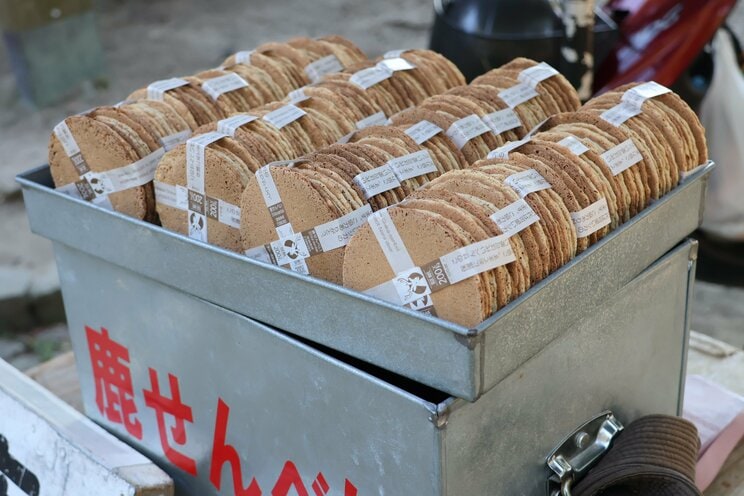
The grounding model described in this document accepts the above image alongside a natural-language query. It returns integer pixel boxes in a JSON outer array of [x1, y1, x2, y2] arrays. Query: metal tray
[[18, 162, 713, 401]]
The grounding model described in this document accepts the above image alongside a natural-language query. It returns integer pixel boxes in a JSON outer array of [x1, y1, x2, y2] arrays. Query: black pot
[[429, 0, 618, 81]]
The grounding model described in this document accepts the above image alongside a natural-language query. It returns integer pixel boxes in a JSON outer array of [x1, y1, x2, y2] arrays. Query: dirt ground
[[0, 0, 742, 368]]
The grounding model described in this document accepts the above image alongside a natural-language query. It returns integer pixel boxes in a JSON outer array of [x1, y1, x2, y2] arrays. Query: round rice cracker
[[212, 135, 265, 176], [396, 50, 467, 91], [254, 42, 314, 83], [420, 170, 534, 296], [252, 101, 318, 155], [405, 131, 469, 175], [90, 108, 160, 155], [49, 115, 151, 219], [350, 135, 424, 192], [132, 82, 224, 126], [561, 119, 652, 213], [469, 72, 556, 129], [325, 143, 405, 209], [240, 164, 352, 284], [581, 92, 690, 191], [445, 85, 527, 141], [498, 149, 592, 252], [389, 108, 471, 168], [641, 98, 698, 183], [516, 140, 612, 247], [92, 118, 157, 223], [525, 136, 620, 231], [535, 129, 630, 226], [178, 84, 226, 123], [389, 60, 440, 101], [222, 51, 298, 95], [343, 206, 490, 328], [306, 148, 388, 209], [350, 124, 450, 181], [297, 162, 365, 211], [293, 164, 358, 223], [127, 87, 199, 130], [314, 79, 384, 120], [339, 142, 412, 206], [195, 115, 289, 169], [382, 114, 469, 174], [542, 121, 644, 218], [317, 35, 367, 62], [256, 41, 313, 67], [229, 129, 278, 171], [465, 83, 543, 138], [98, 105, 160, 142], [470, 160, 569, 273], [480, 154, 579, 263], [226, 64, 283, 104], [424, 167, 551, 283], [286, 36, 336, 59], [578, 102, 673, 196], [364, 62, 420, 111], [191, 69, 263, 113], [498, 57, 581, 112], [597, 82, 707, 171], [301, 106, 351, 145], [352, 125, 420, 151], [496, 58, 581, 113], [322, 71, 402, 117], [419, 94, 506, 150], [542, 112, 654, 211], [89, 109, 162, 222], [324, 143, 407, 210], [227, 62, 288, 103], [404, 189, 513, 310], [155, 141, 249, 252], [315, 39, 366, 68], [472, 83, 547, 135], [294, 85, 367, 125], [118, 101, 179, 142], [226, 114, 299, 163], [412, 103, 492, 164], [397, 198, 493, 316], [491, 67, 564, 116], [124, 99, 193, 139]]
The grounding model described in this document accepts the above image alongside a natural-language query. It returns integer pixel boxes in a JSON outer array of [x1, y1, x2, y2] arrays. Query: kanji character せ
[[143, 368, 197, 475]]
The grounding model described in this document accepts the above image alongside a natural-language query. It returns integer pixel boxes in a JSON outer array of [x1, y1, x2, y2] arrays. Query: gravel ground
[[0, 0, 742, 368]]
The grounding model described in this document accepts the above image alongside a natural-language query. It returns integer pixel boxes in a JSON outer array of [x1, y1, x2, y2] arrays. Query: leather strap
[[573, 415, 701, 496]]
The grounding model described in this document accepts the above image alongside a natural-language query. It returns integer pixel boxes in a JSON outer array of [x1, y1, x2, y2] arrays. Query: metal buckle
[[546, 411, 624, 496]]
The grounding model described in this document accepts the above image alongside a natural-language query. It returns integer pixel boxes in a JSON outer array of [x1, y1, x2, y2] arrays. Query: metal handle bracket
[[546, 411, 624, 496]]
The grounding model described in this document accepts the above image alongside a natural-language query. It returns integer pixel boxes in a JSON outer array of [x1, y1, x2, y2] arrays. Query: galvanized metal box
[[52, 236, 694, 495], [17, 165, 702, 495], [18, 164, 713, 402]]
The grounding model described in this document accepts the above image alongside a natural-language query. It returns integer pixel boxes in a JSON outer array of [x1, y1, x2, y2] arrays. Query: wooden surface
[[25, 332, 744, 495], [25, 350, 83, 412], [3, 354, 173, 496]]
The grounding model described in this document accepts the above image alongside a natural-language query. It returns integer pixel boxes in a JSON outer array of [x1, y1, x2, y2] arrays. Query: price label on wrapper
[[600, 139, 643, 176], [570, 198, 611, 238], [490, 199, 540, 237], [404, 120, 442, 144], [446, 115, 491, 149]]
